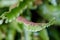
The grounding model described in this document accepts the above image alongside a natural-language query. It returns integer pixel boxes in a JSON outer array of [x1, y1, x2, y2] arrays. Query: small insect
[[34, 0, 43, 5]]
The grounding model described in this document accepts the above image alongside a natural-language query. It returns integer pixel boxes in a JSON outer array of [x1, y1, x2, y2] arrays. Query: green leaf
[[5, 0, 34, 23]]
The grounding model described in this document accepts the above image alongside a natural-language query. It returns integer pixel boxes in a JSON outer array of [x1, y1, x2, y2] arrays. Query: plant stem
[[0, 30, 2, 40], [23, 26, 31, 40], [39, 29, 49, 40]]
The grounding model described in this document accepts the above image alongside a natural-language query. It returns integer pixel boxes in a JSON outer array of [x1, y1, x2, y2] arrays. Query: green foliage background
[[0, 0, 60, 40]]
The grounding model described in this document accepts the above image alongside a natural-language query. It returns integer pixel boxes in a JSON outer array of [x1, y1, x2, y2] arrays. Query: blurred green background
[[0, 0, 60, 40]]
